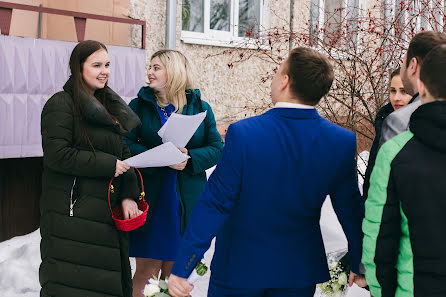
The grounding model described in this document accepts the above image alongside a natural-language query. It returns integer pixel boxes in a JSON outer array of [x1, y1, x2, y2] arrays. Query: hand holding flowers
[[143, 277, 170, 297], [317, 251, 350, 297], [145, 261, 208, 297], [348, 271, 367, 288], [167, 274, 193, 297]]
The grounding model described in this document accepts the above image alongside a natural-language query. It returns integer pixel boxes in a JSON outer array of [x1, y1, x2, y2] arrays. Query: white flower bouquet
[[142, 261, 208, 297], [143, 277, 171, 297], [317, 250, 350, 297]]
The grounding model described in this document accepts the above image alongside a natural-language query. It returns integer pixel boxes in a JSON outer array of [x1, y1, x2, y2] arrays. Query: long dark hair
[[390, 67, 400, 81], [69, 40, 115, 149]]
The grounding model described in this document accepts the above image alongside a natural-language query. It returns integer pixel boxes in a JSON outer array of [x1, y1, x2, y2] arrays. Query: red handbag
[[107, 167, 149, 231]]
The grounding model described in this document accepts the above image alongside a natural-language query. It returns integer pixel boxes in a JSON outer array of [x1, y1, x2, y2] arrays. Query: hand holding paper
[[123, 112, 206, 168], [168, 148, 189, 171], [123, 142, 189, 168]]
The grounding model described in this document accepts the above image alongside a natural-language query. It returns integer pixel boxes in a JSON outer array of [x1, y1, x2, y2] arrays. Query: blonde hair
[[151, 49, 196, 113]]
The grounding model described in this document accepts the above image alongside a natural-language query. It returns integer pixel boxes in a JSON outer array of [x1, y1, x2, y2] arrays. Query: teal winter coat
[[124, 87, 223, 233]]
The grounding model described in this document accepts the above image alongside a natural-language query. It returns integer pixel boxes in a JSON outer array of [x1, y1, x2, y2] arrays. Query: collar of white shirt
[[274, 102, 315, 109]]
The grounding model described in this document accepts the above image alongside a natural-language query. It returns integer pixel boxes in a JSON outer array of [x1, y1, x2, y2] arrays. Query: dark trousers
[[208, 277, 316, 297]]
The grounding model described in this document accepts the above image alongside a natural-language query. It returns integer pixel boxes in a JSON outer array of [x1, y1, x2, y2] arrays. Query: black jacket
[[39, 77, 140, 297], [362, 101, 446, 297], [363, 102, 394, 198]]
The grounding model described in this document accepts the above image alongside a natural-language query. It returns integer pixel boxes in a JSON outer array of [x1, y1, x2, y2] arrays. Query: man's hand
[[168, 274, 193, 297], [168, 148, 189, 171], [348, 270, 367, 288]]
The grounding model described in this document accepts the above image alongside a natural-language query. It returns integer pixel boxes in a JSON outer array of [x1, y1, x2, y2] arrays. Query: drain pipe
[[289, 0, 294, 50], [38, 4, 43, 38], [166, 0, 177, 49]]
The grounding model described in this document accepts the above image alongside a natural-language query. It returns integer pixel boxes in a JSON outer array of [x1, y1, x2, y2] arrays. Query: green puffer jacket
[[124, 86, 223, 234], [39, 77, 141, 297]]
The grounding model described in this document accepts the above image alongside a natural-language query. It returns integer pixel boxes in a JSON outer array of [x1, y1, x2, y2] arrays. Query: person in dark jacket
[[362, 44, 446, 297], [379, 31, 446, 146], [124, 49, 223, 296], [40, 40, 141, 297], [362, 68, 412, 198]]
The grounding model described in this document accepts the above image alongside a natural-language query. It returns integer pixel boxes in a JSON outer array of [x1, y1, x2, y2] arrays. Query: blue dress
[[129, 104, 182, 261]]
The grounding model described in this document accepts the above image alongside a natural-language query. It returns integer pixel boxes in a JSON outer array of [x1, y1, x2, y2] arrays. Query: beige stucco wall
[[129, 0, 166, 66]]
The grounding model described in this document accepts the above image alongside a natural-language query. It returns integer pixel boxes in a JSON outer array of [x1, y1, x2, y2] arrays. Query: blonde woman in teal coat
[[124, 49, 223, 297]]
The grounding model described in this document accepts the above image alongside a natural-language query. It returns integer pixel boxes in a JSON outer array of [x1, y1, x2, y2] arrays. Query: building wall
[[7, 0, 41, 38], [5, 0, 380, 148], [7, 0, 131, 46], [129, 0, 291, 123], [5, 0, 296, 122]]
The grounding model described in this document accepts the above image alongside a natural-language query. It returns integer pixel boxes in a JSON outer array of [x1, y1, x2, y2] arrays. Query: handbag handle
[[107, 167, 145, 214]]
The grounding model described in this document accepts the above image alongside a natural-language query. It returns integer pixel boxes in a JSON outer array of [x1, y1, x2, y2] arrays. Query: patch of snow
[[0, 230, 41, 297]]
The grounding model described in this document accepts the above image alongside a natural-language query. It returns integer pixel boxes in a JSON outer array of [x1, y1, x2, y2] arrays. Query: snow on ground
[[0, 230, 41, 297], [0, 156, 371, 297]]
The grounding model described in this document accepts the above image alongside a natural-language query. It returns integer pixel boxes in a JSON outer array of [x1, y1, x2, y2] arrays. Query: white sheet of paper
[[158, 111, 207, 148], [123, 142, 189, 168], [158, 118, 169, 137]]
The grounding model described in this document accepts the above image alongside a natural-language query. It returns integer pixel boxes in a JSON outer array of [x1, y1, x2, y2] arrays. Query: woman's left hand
[[121, 198, 139, 219]]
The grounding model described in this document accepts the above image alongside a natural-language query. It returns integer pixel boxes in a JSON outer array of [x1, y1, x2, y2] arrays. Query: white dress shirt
[[274, 101, 315, 109]]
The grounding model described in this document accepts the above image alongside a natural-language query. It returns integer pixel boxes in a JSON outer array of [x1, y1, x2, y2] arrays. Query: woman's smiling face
[[147, 56, 168, 92], [389, 74, 412, 110], [82, 49, 110, 95]]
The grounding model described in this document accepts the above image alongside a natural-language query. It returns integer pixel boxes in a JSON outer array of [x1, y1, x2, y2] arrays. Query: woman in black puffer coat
[[39, 40, 141, 297], [363, 68, 412, 199]]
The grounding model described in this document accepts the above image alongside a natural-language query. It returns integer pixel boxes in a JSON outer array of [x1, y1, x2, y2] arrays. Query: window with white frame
[[181, 0, 268, 46], [309, 0, 366, 47], [385, 0, 445, 36]]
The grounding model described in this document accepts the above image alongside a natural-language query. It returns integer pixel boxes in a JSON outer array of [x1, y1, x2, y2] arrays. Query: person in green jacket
[[40, 40, 141, 297], [124, 49, 223, 296]]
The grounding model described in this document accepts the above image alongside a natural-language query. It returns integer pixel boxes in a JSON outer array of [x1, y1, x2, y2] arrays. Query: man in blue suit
[[168, 47, 365, 297]]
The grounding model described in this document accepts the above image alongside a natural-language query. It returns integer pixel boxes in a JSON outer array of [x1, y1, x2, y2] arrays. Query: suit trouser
[[208, 277, 316, 297]]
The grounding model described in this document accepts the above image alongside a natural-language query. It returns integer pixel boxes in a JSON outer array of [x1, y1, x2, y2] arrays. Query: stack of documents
[[124, 111, 207, 168]]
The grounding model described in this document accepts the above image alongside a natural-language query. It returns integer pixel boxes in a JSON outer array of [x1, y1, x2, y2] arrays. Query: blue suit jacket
[[172, 107, 364, 288]]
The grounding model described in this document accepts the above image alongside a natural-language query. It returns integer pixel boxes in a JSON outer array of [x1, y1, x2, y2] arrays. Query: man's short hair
[[285, 47, 334, 105], [406, 31, 446, 67], [420, 44, 446, 100]]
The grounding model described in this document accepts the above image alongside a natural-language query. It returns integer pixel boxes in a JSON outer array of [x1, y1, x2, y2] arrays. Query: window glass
[[210, 0, 231, 31], [182, 0, 205, 32], [238, 0, 261, 37]]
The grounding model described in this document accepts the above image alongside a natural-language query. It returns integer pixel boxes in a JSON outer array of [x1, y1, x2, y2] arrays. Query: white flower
[[143, 283, 160, 296], [329, 261, 338, 269], [333, 291, 342, 297], [332, 282, 341, 292], [148, 278, 159, 286], [338, 272, 348, 285]]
